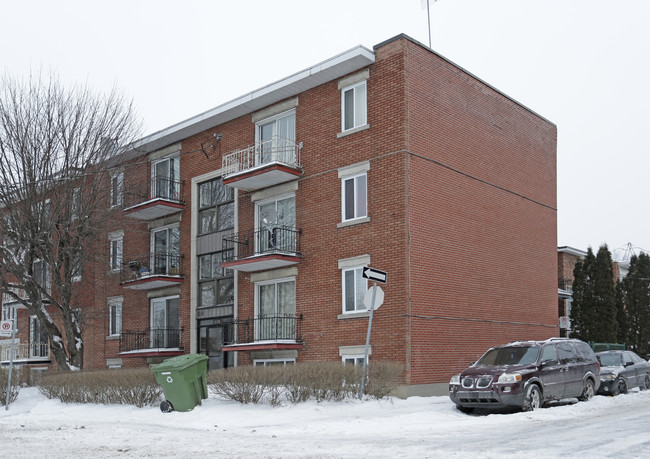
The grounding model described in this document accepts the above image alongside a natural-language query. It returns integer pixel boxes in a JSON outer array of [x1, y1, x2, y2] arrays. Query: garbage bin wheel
[[160, 400, 174, 413]]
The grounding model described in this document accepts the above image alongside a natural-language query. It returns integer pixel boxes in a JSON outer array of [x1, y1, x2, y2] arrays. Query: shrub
[[38, 368, 162, 407], [0, 368, 20, 406], [207, 361, 402, 405]]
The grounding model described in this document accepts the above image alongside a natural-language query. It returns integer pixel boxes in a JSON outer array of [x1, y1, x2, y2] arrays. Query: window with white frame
[[109, 233, 123, 271], [150, 296, 180, 348], [152, 155, 180, 200], [108, 299, 122, 336], [71, 187, 81, 219], [342, 265, 367, 313], [342, 355, 366, 366], [256, 194, 296, 253], [256, 110, 296, 165], [256, 278, 296, 341], [33, 259, 50, 294], [342, 173, 367, 222], [1, 303, 17, 325], [341, 80, 367, 132], [253, 359, 296, 367], [151, 225, 180, 275], [72, 252, 82, 282], [29, 316, 48, 358], [110, 171, 124, 207]]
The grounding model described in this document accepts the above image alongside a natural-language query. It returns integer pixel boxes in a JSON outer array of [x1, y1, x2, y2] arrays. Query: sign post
[[1, 320, 16, 410], [358, 267, 387, 400]]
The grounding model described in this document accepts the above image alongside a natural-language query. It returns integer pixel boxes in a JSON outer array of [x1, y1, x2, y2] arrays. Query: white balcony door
[[256, 196, 295, 253], [257, 111, 295, 164], [152, 226, 180, 275], [257, 279, 296, 341], [152, 156, 180, 200], [151, 296, 179, 348]]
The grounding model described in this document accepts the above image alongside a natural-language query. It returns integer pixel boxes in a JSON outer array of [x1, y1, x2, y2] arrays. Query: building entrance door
[[198, 320, 231, 371]]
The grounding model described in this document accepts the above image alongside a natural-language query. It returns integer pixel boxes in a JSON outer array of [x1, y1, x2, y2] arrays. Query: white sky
[[2, 0, 650, 257]]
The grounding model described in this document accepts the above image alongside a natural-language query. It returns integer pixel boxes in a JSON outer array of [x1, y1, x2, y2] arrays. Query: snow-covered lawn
[[1, 386, 649, 458]]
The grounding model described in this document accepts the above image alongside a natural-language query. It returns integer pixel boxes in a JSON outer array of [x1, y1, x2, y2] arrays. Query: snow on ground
[[1, 387, 650, 458]]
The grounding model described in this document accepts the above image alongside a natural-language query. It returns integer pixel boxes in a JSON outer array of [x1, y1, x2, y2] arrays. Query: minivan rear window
[[476, 346, 540, 366]]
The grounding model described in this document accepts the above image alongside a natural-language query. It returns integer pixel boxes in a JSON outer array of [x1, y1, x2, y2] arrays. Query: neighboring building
[[557, 246, 587, 337], [1, 34, 558, 395]]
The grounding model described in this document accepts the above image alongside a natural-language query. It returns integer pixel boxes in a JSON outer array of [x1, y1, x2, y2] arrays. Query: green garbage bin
[[151, 354, 209, 412]]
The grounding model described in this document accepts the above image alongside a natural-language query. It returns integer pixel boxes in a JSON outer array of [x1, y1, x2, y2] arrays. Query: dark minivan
[[449, 338, 600, 413]]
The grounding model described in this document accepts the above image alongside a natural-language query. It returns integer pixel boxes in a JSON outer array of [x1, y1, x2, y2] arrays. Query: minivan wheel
[[578, 379, 595, 401], [523, 384, 541, 411], [616, 378, 628, 395], [641, 374, 650, 391]]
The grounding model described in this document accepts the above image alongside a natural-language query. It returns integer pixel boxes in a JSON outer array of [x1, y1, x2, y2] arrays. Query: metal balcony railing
[[223, 227, 301, 261], [223, 314, 303, 345], [120, 253, 183, 284], [123, 175, 185, 209], [119, 328, 183, 353], [222, 137, 301, 177], [1, 342, 49, 361]]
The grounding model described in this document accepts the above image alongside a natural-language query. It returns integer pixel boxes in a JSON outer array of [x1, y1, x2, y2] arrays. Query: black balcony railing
[[223, 314, 303, 345], [123, 175, 185, 209], [223, 227, 301, 261], [119, 328, 183, 353], [120, 253, 183, 284]]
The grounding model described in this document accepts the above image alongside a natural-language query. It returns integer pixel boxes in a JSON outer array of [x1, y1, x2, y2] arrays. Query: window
[[198, 178, 234, 235], [256, 278, 296, 341], [253, 359, 296, 367], [256, 110, 296, 165], [33, 259, 50, 294], [71, 187, 81, 219], [151, 225, 180, 275], [108, 301, 122, 336], [342, 265, 367, 313], [341, 81, 367, 131], [150, 296, 180, 348], [198, 251, 234, 308], [341, 173, 367, 222], [109, 236, 123, 271], [29, 316, 48, 358], [1, 304, 17, 325], [110, 171, 124, 207], [256, 195, 296, 253], [342, 355, 366, 366], [152, 156, 180, 200], [72, 252, 82, 282]]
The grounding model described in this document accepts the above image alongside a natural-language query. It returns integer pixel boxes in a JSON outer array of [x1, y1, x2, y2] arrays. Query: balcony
[[221, 314, 304, 352], [1, 342, 50, 364], [119, 328, 184, 357], [222, 137, 302, 192], [222, 227, 302, 272], [123, 176, 185, 220], [120, 253, 184, 290]]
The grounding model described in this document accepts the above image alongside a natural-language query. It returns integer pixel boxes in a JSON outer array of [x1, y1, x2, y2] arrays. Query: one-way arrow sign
[[362, 267, 387, 284]]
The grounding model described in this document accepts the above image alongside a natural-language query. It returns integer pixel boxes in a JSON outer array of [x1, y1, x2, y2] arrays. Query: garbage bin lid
[[151, 354, 209, 372]]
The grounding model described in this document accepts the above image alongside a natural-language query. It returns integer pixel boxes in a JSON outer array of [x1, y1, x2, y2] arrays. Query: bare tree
[[0, 72, 141, 370]]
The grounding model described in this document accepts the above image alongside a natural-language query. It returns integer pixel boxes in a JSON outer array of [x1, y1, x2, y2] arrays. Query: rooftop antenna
[[422, 0, 439, 48]]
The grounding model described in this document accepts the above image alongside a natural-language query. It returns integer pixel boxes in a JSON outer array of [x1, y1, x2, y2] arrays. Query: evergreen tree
[[615, 280, 627, 344], [570, 245, 618, 343], [620, 253, 650, 356], [591, 246, 618, 342]]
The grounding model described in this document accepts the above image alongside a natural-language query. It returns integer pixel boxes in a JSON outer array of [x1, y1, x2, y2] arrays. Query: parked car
[[596, 350, 650, 395], [449, 338, 600, 413]]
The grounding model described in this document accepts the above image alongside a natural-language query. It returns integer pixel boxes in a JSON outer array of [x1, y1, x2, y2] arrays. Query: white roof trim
[[131, 45, 375, 155]]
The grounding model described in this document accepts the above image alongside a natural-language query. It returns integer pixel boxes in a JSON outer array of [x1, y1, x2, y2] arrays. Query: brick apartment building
[[1, 34, 558, 395]]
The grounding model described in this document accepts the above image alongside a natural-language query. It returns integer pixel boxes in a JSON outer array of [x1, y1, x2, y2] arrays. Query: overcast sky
[[2, 0, 649, 259]]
